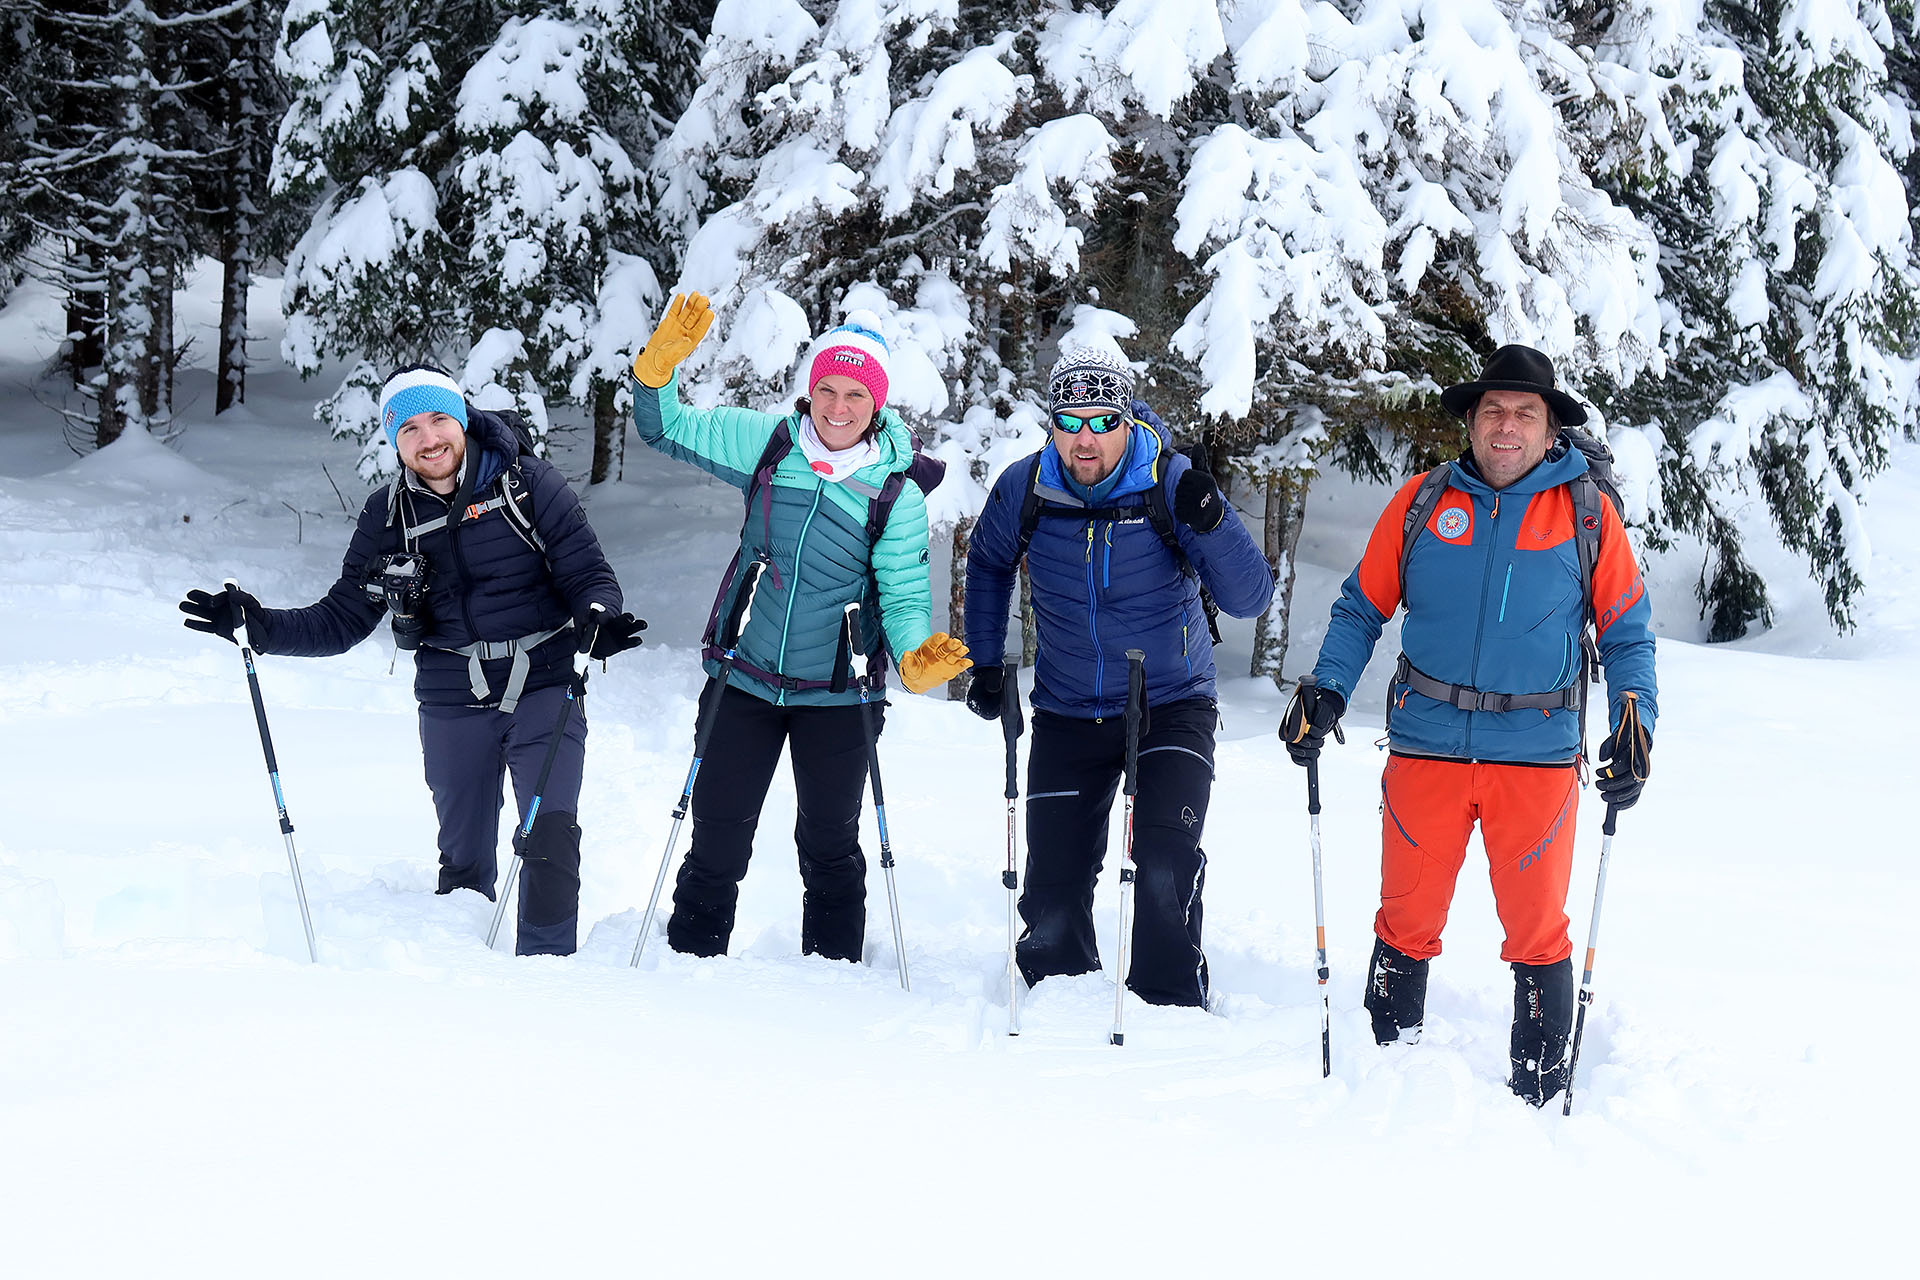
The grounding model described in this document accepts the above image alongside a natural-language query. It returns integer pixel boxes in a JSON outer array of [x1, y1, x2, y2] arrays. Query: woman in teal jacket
[[630, 294, 971, 961]]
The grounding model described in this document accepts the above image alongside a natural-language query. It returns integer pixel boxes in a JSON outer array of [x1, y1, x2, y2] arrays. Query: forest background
[[5, 0, 1918, 675]]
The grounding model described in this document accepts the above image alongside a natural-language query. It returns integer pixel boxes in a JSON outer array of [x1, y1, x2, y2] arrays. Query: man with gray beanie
[[963, 349, 1274, 1009], [179, 364, 643, 955]]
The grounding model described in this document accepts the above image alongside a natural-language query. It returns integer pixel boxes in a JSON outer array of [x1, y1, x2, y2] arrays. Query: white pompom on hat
[[379, 366, 468, 449], [804, 309, 892, 410]]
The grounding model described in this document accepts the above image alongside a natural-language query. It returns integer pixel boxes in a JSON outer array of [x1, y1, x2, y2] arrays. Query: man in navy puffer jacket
[[180, 366, 641, 955], [964, 350, 1274, 1008]]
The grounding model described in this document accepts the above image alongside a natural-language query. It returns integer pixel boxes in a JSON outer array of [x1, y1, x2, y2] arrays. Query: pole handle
[[1603, 804, 1618, 836], [1122, 650, 1145, 796], [1306, 756, 1321, 816], [223, 577, 247, 646], [1001, 665, 1022, 799]]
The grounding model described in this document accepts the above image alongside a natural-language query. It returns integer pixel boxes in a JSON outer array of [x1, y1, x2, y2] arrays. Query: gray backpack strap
[[433, 621, 573, 713], [1396, 466, 1451, 609]]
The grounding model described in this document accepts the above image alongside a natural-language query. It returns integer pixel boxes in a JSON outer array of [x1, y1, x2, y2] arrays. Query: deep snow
[[0, 268, 1910, 1277]]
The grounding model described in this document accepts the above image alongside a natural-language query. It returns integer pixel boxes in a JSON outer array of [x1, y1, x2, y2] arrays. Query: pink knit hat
[[804, 310, 891, 410]]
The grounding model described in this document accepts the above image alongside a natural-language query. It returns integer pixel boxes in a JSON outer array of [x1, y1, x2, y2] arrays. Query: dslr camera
[[365, 551, 433, 649]]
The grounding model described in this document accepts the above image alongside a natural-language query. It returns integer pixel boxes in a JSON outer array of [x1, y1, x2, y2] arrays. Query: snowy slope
[[0, 269, 1910, 1277]]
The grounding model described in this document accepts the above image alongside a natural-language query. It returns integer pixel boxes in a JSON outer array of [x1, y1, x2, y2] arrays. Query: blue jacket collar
[[1038, 413, 1169, 504]]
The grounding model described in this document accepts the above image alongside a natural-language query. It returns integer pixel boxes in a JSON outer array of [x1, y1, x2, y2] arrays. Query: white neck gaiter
[[796, 416, 881, 483]]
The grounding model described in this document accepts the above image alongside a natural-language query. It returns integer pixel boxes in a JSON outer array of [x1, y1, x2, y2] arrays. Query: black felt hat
[[1438, 344, 1588, 426]]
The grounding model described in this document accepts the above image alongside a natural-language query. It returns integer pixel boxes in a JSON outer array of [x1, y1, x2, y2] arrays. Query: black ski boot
[[1362, 937, 1429, 1045], [1508, 958, 1574, 1106]]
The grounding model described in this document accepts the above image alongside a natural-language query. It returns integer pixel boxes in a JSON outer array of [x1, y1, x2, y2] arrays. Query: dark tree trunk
[[947, 514, 973, 700], [1252, 465, 1310, 687], [590, 379, 622, 483]]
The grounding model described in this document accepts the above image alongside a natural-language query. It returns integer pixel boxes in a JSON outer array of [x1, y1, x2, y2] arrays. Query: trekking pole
[[486, 605, 601, 951], [846, 603, 909, 991], [225, 579, 317, 963], [1564, 690, 1645, 1115], [1300, 673, 1343, 1078], [1001, 666, 1025, 1035], [631, 561, 767, 966], [1563, 803, 1619, 1116], [1110, 649, 1146, 1047]]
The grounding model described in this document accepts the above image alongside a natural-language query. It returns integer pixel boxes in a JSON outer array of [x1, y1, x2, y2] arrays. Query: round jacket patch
[[1436, 505, 1470, 540]]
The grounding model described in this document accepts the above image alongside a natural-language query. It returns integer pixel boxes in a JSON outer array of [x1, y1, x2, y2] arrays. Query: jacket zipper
[[1086, 522, 1104, 718], [774, 480, 827, 705], [1464, 492, 1502, 755]]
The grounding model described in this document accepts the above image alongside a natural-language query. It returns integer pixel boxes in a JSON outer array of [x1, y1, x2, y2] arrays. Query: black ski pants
[[668, 682, 879, 963], [419, 682, 586, 956], [1018, 697, 1217, 1007]]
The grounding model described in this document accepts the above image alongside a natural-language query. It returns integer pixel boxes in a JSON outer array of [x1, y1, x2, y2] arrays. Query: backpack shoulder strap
[[862, 450, 946, 545], [1397, 466, 1452, 608], [746, 420, 796, 510], [1141, 464, 1198, 579], [496, 462, 546, 555], [1012, 451, 1049, 562]]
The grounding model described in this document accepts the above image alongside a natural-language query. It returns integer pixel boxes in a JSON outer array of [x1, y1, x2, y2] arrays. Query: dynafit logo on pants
[[1436, 506, 1470, 540]]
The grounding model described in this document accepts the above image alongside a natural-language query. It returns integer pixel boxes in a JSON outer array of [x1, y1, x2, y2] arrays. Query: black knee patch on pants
[[1509, 958, 1574, 1105], [515, 810, 581, 957]]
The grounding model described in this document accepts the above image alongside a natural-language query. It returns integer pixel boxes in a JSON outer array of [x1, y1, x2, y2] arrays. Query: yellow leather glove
[[632, 292, 715, 387], [897, 632, 972, 695]]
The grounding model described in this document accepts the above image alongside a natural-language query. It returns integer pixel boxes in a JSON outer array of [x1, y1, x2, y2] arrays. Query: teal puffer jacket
[[632, 373, 935, 706]]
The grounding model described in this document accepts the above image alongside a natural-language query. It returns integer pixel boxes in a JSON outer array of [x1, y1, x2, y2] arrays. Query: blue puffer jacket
[[965, 405, 1275, 718], [253, 408, 623, 707], [1312, 442, 1658, 762]]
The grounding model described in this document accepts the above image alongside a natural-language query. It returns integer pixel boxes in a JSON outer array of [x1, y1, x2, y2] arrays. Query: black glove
[[1279, 682, 1345, 765], [1595, 722, 1651, 810], [965, 666, 1004, 722], [581, 611, 647, 659], [1174, 455, 1226, 534], [180, 586, 261, 647]]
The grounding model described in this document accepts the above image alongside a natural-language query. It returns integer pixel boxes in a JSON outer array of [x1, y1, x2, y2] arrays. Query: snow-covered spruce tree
[[661, 0, 1062, 692], [273, 0, 700, 481], [1586, 0, 1920, 638], [0, 1, 39, 303], [11, 0, 261, 447], [1151, 0, 1660, 683], [211, 1, 291, 415]]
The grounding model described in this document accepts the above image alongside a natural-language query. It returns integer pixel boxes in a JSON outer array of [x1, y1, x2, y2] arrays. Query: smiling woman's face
[[809, 374, 876, 449]]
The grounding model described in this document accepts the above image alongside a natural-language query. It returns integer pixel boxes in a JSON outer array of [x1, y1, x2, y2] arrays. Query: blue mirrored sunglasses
[[1053, 411, 1124, 434]]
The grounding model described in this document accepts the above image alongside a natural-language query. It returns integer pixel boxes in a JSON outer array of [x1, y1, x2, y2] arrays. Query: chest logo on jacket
[[1436, 506, 1470, 540]]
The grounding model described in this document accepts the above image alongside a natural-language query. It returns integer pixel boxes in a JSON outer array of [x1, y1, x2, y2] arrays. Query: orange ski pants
[[1374, 755, 1578, 967]]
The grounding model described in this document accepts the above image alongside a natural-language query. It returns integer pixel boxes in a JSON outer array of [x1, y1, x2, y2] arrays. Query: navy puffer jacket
[[252, 408, 623, 707], [965, 405, 1274, 718]]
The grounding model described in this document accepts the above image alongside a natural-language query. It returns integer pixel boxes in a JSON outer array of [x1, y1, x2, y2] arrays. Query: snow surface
[[0, 266, 1912, 1275]]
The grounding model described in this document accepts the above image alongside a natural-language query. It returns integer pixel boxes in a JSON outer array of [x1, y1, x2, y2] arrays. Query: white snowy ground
[[0, 268, 1911, 1278]]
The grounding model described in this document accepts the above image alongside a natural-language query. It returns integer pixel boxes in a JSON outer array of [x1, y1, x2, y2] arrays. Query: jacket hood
[[1037, 401, 1171, 500], [463, 406, 523, 491]]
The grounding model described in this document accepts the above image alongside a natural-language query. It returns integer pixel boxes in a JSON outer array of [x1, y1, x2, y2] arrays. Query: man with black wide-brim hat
[[1280, 343, 1659, 1106]]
